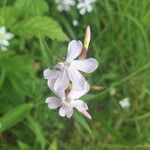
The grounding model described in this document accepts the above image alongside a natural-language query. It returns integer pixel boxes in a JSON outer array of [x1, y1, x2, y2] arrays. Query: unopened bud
[[80, 26, 91, 60], [84, 26, 91, 50]]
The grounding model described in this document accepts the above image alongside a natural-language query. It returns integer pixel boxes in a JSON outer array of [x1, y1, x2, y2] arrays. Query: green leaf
[[15, 0, 48, 16], [17, 140, 31, 150], [0, 7, 18, 26], [0, 66, 5, 90], [48, 139, 58, 150], [13, 16, 69, 41], [74, 113, 92, 134], [0, 54, 36, 112], [0, 103, 33, 133], [39, 37, 54, 67], [27, 116, 46, 150]]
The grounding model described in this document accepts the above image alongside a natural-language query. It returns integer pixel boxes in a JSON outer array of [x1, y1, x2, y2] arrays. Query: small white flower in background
[[44, 40, 98, 93], [55, 0, 75, 12], [77, 0, 96, 15], [72, 19, 79, 27], [119, 97, 130, 109], [0, 26, 14, 51], [46, 82, 91, 119]]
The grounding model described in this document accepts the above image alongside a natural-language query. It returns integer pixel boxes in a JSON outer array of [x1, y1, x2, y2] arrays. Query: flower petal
[[59, 105, 73, 118], [79, 8, 86, 15], [87, 5, 93, 12], [71, 58, 98, 73], [68, 82, 90, 99], [59, 106, 66, 117], [66, 40, 83, 62], [43, 68, 59, 80], [54, 69, 70, 92], [0, 26, 6, 35], [66, 107, 73, 118], [4, 33, 14, 40], [45, 97, 62, 109], [48, 79, 65, 99], [2, 40, 9, 46], [68, 67, 85, 90], [72, 100, 88, 112]]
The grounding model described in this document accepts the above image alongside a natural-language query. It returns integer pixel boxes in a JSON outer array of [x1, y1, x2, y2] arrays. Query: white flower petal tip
[[55, 0, 75, 12], [66, 40, 83, 62], [72, 19, 79, 27], [77, 0, 95, 15], [43, 68, 59, 80], [119, 97, 130, 109], [71, 58, 99, 73], [81, 111, 92, 120], [43, 68, 50, 79], [0, 26, 13, 50], [46, 97, 61, 109], [59, 106, 73, 118]]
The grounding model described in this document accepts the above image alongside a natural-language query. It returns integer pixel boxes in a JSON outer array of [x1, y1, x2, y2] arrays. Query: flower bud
[[80, 26, 91, 60], [84, 26, 91, 50]]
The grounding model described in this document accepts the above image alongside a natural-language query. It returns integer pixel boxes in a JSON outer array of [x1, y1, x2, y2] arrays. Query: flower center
[[62, 97, 71, 107]]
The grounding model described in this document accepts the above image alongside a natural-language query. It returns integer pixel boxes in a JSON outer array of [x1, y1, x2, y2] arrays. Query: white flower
[[72, 19, 79, 27], [119, 97, 130, 109], [44, 40, 98, 93], [0, 26, 14, 51], [77, 0, 96, 15], [55, 0, 75, 12], [46, 82, 91, 118]]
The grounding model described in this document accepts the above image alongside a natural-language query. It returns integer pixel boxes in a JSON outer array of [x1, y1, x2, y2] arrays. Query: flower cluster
[[55, 0, 75, 12], [44, 26, 98, 119], [0, 26, 14, 51], [55, 0, 96, 15]]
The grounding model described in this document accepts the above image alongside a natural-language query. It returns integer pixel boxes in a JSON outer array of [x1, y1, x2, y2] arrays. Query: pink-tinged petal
[[71, 58, 98, 73], [66, 40, 83, 62], [81, 111, 92, 120], [68, 67, 85, 90], [59, 106, 73, 118], [43, 68, 59, 80], [48, 79, 65, 99], [68, 82, 90, 99], [59, 106, 66, 117], [72, 100, 88, 112], [66, 107, 73, 118], [54, 69, 70, 92], [45, 97, 62, 109]]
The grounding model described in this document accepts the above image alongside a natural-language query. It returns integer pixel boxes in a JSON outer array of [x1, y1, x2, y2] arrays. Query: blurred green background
[[0, 0, 150, 149]]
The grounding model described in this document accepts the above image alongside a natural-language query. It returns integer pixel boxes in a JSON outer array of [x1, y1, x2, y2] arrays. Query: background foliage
[[0, 0, 150, 149]]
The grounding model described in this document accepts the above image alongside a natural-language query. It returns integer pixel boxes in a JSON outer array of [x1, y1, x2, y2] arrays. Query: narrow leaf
[[27, 116, 46, 150], [0, 103, 33, 132]]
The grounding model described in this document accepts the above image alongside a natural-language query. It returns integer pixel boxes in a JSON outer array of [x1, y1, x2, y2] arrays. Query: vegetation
[[0, 0, 150, 149]]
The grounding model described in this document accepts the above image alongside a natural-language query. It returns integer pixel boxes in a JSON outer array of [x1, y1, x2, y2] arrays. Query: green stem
[[99, 62, 150, 96]]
